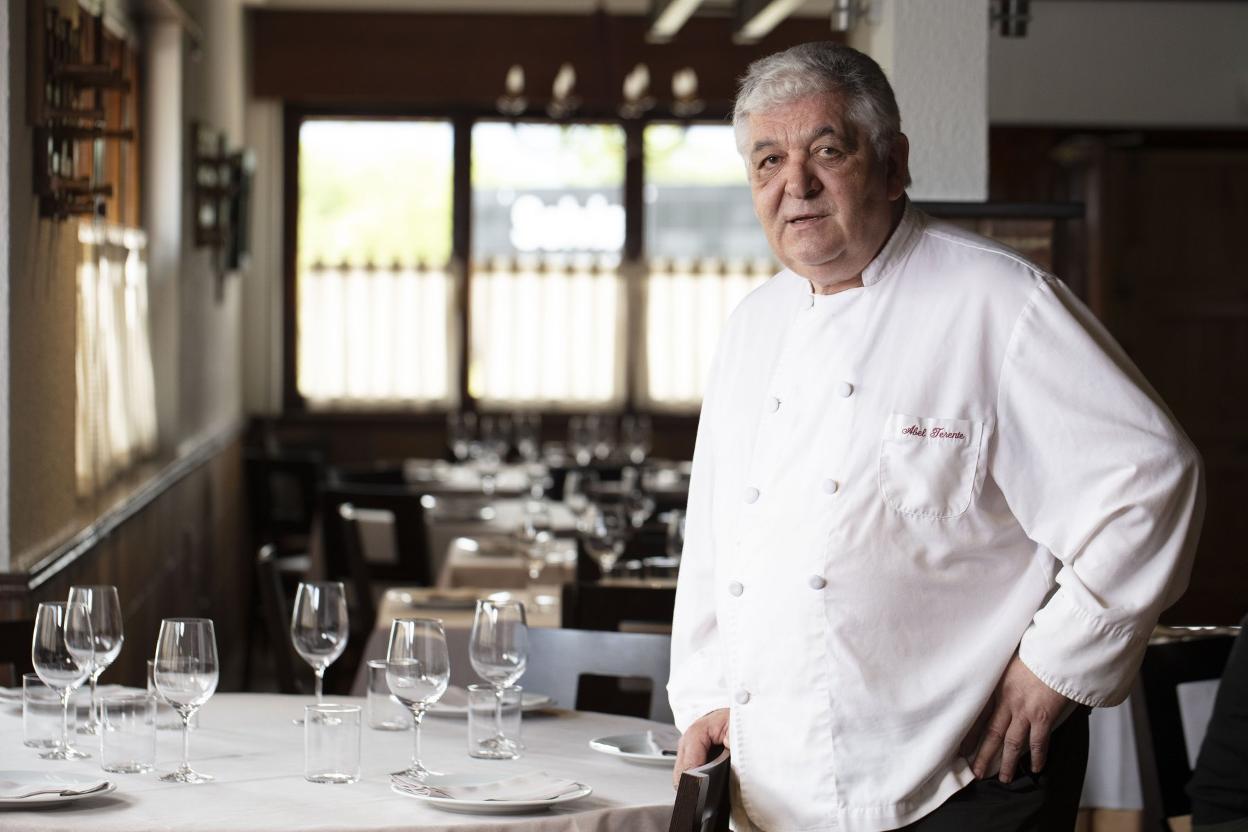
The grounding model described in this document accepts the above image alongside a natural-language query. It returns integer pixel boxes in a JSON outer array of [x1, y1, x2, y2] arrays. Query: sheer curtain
[[297, 261, 454, 408], [75, 223, 158, 496]]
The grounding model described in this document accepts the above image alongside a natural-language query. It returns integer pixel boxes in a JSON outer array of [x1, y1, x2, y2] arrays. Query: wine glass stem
[[314, 668, 325, 703], [411, 709, 424, 769], [60, 689, 71, 750], [87, 672, 99, 729], [181, 712, 192, 771], [494, 686, 505, 739]]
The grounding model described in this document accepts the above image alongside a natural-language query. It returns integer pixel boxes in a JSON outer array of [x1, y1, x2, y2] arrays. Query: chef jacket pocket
[[879, 413, 984, 519]]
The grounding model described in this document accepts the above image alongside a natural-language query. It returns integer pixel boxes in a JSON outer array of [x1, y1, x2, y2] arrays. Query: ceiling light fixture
[[647, 0, 706, 43], [734, 0, 807, 44]]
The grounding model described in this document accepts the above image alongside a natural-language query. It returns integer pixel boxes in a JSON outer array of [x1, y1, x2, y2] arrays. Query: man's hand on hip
[[672, 708, 731, 789], [968, 653, 1077, 783]]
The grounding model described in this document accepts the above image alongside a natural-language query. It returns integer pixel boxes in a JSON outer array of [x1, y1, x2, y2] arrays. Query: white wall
[[990, 1, 1248, 127], [852, 0, 989, 201]]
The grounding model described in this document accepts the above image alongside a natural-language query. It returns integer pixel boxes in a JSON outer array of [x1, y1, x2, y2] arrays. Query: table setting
[[2, 583, 679, 831]]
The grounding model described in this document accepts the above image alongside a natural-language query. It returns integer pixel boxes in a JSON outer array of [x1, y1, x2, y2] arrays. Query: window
[[469, 123, 626, 408], [296, 119, 455, 408], [642, 124, 773, 408]]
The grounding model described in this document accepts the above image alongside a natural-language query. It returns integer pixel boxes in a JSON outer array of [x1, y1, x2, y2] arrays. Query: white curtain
[[642, 258, 769, 410], [297, 262, 454, 408], [75, 223, 158, 496], [469, 257, 624, 408]]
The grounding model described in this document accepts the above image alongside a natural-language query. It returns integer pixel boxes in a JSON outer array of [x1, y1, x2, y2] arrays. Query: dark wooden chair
[[320, 486, 432, 590], [254, 544, 303, 694], [561, 581, 676, 632], [524, 628, 673, 723], [669, 745, 731, 832], [245, 451, 323, 555], [1131, 628, 1238, 831], [0, 619, 35, 687]]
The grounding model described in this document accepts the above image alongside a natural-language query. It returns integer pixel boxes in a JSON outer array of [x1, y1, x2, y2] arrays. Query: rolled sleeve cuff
[[1018, 590, 1151, 708], [670, 695, 734, 735]]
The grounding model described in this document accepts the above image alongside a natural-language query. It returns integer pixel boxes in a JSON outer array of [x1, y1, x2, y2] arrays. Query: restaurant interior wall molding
[[989, 0, 1248, 127]]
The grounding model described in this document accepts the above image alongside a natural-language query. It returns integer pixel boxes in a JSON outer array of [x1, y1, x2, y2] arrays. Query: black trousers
[[897, 708, 1090, 832]]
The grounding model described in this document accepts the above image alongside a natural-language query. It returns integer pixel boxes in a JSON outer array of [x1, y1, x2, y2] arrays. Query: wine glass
[[621, 414, 652, 464], [582, 505, 628, 578], [290, 582, 349, 723], [386, 618, 450, 780], [447, 411, 476, 462], [153, 618, 219, 783], [31, 601, 94, 760], [520, 501, 554, 583], [469, 599, 528, 759], [67, 585, 124, 736]]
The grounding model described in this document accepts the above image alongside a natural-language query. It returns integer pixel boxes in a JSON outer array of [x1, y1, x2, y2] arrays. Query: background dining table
[[0, 692, 678, 831]]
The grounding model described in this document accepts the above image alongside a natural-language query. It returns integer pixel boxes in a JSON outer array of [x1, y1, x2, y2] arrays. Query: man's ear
[[886, 133, 910, 201]]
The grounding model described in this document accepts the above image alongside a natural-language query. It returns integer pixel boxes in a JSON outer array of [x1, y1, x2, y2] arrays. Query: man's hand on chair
[[673, 708, 731, 789]]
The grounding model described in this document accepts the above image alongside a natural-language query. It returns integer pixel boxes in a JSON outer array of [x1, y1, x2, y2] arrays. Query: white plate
[[427, 690, 554, 719], [588, 732, 679, 766], [0, 771, 116, 808], [390, 775, 591, 814]]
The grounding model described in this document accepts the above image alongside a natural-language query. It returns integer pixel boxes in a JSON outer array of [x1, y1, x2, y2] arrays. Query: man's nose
[[782, 156, 821, 199]]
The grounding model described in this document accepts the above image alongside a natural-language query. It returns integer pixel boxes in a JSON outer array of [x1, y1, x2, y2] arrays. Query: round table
[[0, 693, 676, 831]]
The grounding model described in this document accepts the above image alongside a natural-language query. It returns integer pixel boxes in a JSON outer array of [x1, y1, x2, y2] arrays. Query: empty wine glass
[[386, 618, 450, 780], [447, 411, 476, 462], [582, 505, 628, 578], [67, 585, 124, 736], [290, 582, 349, 723], [469, 599, 528, 759], [153, 618, 219, 783], [621, 414, 652, 464], [31, 601, 94, 760]]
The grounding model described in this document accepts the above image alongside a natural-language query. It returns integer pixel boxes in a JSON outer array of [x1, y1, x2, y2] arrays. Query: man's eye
[[759, 155, 780, 168], [816, 146, 843, 159]]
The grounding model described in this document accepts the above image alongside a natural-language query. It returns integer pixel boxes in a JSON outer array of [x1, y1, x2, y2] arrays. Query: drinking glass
[[469, 599, 528, 759], [153, 618, 219, 783], [99, 693, 156, 773], [621, 414, 652, 464], [567, 416, 593, 466], [290, 582, 349, 723], [67, 585, 124, 736], [304, 703, 361, 784], [447, 410, 476, 462], [514, 413, 541, 464], [22, 673, 63, 749], [31, 601, 94, 759], [386, 618, 450, 780], [467, 684, 523, 760], [582, 505, 628, 578]]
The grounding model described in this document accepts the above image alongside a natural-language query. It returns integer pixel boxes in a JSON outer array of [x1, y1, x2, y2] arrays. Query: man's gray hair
[[733, 42, 903, 166]]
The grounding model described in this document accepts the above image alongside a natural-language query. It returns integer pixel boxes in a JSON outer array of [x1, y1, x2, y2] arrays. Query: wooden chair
[[245, 451, 323, 556], [253, 544, 302, 694], [1131, 628, 1238, 831], [320, 486, 432, 590], [524, 628, 673, 723], [561, 582, 676, 632], [669, 745, 731, 832]]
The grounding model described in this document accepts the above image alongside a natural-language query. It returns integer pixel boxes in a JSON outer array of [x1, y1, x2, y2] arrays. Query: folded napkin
[[0, 779, 110, 800], [393, 772, 583, 802]]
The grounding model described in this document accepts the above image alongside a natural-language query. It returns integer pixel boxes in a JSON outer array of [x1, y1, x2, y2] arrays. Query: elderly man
[[668, 42, 1204, 831]]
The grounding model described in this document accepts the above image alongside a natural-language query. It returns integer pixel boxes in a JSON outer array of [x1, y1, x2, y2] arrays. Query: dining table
[[0, 692, 679, 831]]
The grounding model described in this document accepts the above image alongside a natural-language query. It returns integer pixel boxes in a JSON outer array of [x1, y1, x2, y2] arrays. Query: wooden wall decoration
[[28, 0, 134, 220], [191, 122, 256, 293]]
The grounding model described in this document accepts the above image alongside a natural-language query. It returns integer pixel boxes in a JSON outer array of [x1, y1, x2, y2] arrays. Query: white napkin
[[393, 772, 583, 802], [0, 779, 110, 800]]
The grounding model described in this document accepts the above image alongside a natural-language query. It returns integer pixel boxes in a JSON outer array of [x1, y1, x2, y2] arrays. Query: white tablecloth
[[0, 693, 675, 831], [426, 500, 578, 580]]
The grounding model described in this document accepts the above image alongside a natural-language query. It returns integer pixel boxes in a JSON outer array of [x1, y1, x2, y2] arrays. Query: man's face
[[745, 92, 908, 291]]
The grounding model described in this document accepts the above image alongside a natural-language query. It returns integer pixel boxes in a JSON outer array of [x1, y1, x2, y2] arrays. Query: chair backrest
[[561, 582, 676, 632], [321, 485, 431, 585], [1131, 630, 1237, 830], [524, 627, 673, 723], [0, 619, 34, 687], [669, 745, 731, 832], [255, 544, 301, 695], [245, 452, 323, 545]]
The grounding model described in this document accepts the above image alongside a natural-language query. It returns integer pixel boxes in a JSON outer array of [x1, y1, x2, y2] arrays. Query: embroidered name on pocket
[[880, 413, 984, 519]]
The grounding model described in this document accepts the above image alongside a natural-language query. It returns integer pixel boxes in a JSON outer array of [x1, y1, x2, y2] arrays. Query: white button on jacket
[[668, 204, 1203, 832]]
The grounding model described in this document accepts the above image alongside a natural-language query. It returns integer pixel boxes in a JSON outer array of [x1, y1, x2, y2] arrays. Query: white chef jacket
[[667, 203, 1204, 832]]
